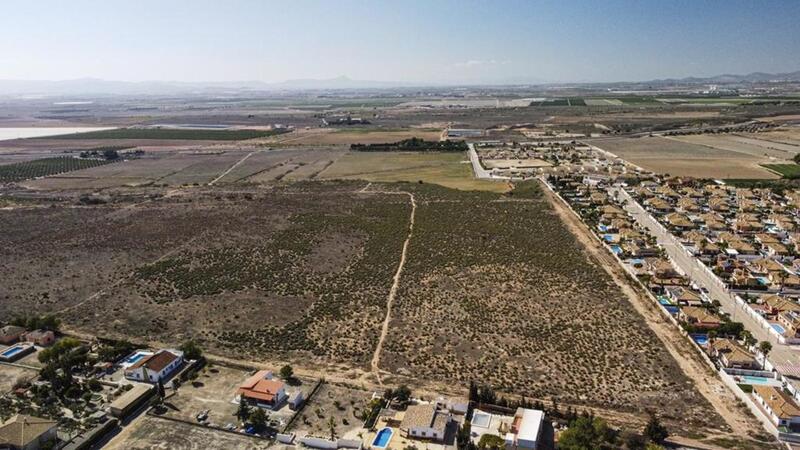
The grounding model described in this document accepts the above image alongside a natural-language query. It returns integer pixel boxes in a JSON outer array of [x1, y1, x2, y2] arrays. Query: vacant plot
[[288, 382, 371, 439], [589, 136, 778, 179], [0, 363, 37, 394], [379, 183, 722, 430], [44, 127, 289, 141], [104, 415, 270, 450], [320, 151, 505, 192], [43, 184, 410, 366], [674, 134, 800, 160]]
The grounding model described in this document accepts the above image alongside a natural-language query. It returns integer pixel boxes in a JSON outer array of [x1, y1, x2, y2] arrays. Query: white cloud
[[454, 59, 511, 68]]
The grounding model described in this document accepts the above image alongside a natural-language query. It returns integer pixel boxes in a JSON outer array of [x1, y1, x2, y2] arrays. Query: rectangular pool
[[1, 346, 24, 358], [771, 323, 786, 334], [372, 428, 393, 448]]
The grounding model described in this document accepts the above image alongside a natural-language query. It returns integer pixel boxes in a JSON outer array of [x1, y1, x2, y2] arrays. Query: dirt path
[[539, 180, 764, 439], [208, 150, 255, 185], [359, 185, 417, 385]]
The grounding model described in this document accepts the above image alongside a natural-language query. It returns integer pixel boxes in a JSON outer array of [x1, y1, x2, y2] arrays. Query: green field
[[0, 157, 117, 182], [762, 164, 800, 179], [44, 128, 291, 141]]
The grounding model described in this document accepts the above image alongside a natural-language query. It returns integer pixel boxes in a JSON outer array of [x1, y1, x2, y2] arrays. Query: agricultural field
[[0, 156, 117, 182], [376, 183, 721, 430], [589, 135, 778, 179], [673, 134, 800, 160], [266, 128, 443, 146], [43, 127, 290, 141], [762, 163, 800, 178], [319, 151, 505, 192]]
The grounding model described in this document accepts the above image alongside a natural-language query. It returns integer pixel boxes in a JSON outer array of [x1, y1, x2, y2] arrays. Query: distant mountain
[[0, 76, 417, 96], [649, 70, 800, 84]]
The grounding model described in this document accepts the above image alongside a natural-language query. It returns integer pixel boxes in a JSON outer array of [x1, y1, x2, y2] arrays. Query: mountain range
[[1, 70, 799, 96]]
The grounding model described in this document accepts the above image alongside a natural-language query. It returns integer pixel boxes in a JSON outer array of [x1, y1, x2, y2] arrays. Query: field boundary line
[[209, 151, 255, 185]]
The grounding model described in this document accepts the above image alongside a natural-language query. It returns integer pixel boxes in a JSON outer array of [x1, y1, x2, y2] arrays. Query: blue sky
[[1, 0, 799, 84]]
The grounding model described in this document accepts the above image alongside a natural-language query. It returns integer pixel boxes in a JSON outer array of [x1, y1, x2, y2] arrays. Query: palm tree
[[759, 341, 773, 360]]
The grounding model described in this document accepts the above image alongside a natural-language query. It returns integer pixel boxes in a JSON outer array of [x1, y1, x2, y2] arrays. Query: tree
[[250, 408, 267, 432], [759, 341, 773, 359], [179, 340, 202, 361], [478, 434, 505, 450], [328, 415, 337, 441], [393, 385, 412, 403], [558, 416, 616, 450], [643, 414, 668, 444], [156, 378, 166, 400], [280, 365, 294, 380], [237, 397, 251, 423]]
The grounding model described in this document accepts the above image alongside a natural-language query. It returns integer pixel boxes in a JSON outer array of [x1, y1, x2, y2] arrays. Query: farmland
[[589, 135, 779, 179], [763, 163, 800, 178], [43, 127, 291, 141], [0, 156, 117, 182]]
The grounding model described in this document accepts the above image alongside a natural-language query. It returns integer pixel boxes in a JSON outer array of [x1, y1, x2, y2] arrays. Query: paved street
[[613, 187, 800, 371]]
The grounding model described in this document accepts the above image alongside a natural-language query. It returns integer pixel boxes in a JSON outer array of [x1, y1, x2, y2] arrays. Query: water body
[[0, 127, 114, 141]]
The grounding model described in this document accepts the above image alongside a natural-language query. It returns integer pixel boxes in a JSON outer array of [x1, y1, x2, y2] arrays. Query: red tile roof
[[239, 370, 285, 403]]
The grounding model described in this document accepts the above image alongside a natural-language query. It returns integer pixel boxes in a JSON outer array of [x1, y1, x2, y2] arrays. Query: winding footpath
[[359, 185, 417, 384]]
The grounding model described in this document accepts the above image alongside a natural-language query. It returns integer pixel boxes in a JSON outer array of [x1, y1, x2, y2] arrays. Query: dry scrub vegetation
[[380, 183, 722, 429]]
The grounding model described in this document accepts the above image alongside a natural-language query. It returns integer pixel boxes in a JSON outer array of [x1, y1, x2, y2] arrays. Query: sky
[[1, 0, 799, 85]]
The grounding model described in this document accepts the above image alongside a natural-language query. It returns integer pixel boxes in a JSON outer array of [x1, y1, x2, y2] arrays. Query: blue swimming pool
[[372, 428, 393, 448], [663, 305, 680, 315], [603, 234, 614, 242], [771, 323, 786, 334], [598, 225, 608, 232], [125, 352, 148, 364], [657, 296, 672, 306], [741, 375, 775, 385], [1, 346, 24, 357], [691, 334, 708, 346], [610, 245, 622, 254]]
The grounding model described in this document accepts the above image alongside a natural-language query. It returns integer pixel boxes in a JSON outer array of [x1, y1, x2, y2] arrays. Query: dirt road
[[359, 185, 417, 385]]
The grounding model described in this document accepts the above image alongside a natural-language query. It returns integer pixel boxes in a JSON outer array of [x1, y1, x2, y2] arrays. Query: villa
[[678, 306, 721, 329], [238, 370, 288, 409], [708, 339, 759, 370], [504, 408, 545, 450], [400, 403, 452, 442], [753, 385, 800, 429], [0, 415, 58, 450], [0, 325, 25, 345], [124, 349, 183, 383]]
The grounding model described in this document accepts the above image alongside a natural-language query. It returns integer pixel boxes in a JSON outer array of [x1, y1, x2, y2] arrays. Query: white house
[[400, 403, 452, 442], [124, 349, 183, 383], [753, 385, 800, 429], [504, 408, 544, 450]]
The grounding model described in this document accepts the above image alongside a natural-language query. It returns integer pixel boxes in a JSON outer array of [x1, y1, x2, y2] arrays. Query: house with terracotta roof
[[708, 339, 759, 370], [0, 415, 58, 450], [761, 295, 800, 316], [753, 385, 800, 429], [21, 330, 55, 347], [238, 370, 288, 409], [678, 306, 721, 329], [124, 349, 183, 383]]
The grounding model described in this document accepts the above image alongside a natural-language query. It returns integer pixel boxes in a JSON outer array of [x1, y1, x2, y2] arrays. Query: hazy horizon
[[2, 0, 800, 85]]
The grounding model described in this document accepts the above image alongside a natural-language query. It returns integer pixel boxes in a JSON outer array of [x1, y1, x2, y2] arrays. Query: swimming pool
[[1, 346, 24, 358], [771, 323, 786, 334], [741, 375, 776, 385], [603, 234, 614, 242], [663, 305, 680, 315], [657, 296, 672, 306], [691, 334, 708, 346], [610, 245, 622, 254], [372, 428, 393, 448], [125, 352, 148, 364]]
